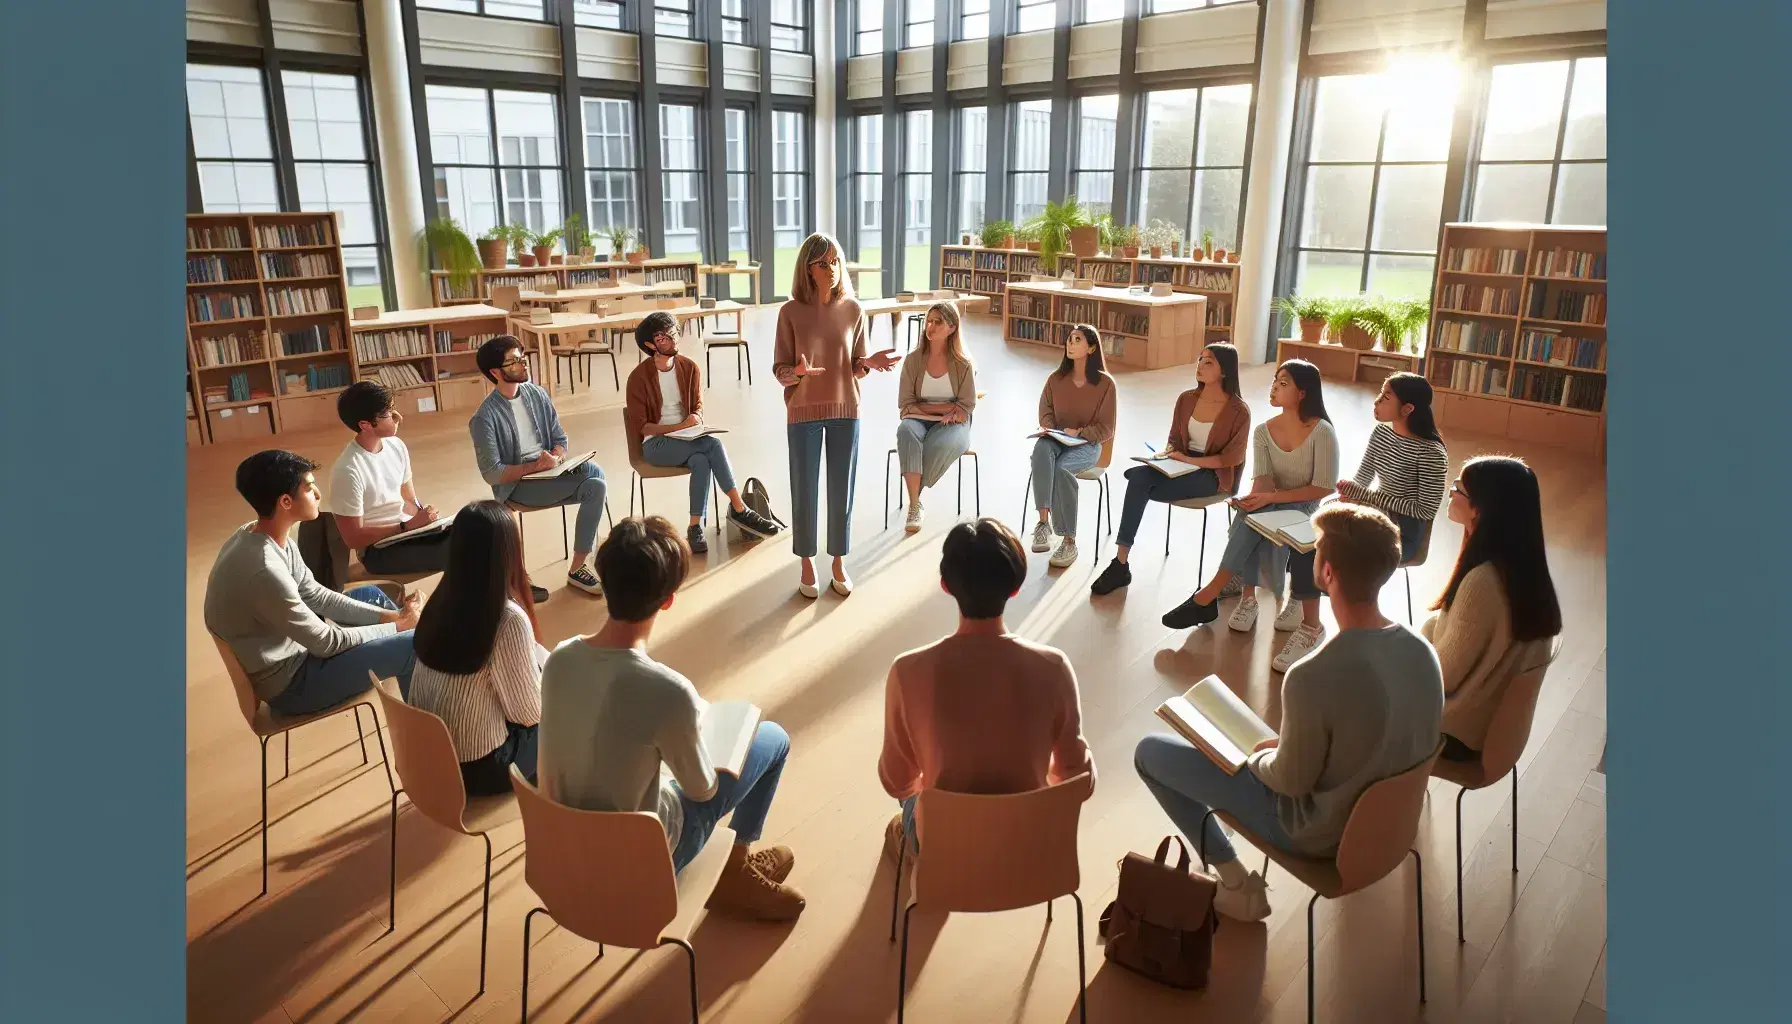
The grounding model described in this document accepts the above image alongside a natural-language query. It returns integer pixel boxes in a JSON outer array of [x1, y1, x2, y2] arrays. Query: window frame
[[769, 0, 810, 52], [856, 0, 885, 55], [1014, 0, 1056, 35], [425, 81, 568, 240], [1132, 81, 1251, 251], [416, 0, 553, 24], [657, 99, 707, 260], [953, 104, 989, 242], [1467, 53, 1607, 227], [1071, 92, 1119, 217], [570, 0, 627, 30], [579, 92, 644, 245], [848, 111, 886, 277], [770, 105, 816, 300], [959, 0, 990, 40], [1007, 95, 1053, 224], [904, 1, 935, 48], [282, 67, 395, 312]]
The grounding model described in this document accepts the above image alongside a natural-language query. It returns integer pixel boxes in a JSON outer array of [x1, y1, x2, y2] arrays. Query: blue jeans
[[670, 721, 791, 871], [642, 434, 737, 519], [1284, 510, 1426, 601], [787, 418, 860, 558], [269, 586, 416, 717], [1115, 463, 1221, 548], [1134, 733, 1298, 865], [896, 418, 971, 490], [1030, 437, 1104, 537], [1219, 499, 1321, 599], [506, 460, 607, 557], [460, 721, 539, 797]]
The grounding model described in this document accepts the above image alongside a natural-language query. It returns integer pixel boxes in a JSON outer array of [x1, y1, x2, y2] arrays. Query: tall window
[[1294, 60, 1458, 300], [772, 110, 811, 297], [1073, 94, 1118, 216], [284, 71, 388, 311], [427, 85, 564, 240], [656, 0, 694, 37], [1135, 84, 1250, 250], [582, 96, 640, 249], [725, 108, 752, 296], [961, 0, 989, 39], [1015, 0, 1055, 33], [1010, 99, 1052, 223], [573, 0, 624, 28], [722, 0, 747, 43], [1149, 0, 1252, 11], [901, 110, 933, 291], [771, 0, 809, 51], [1471, 56, 1606, 226], [1081, 0, 1123, 22], [660, 104, 704, 260], [419, 0, 547, 17], [186, 64, 280, 213], [955, 106, 988, 241], [857, 0, 884, 54], [905, 1, 934, 47], [851, 114, 884, 298]]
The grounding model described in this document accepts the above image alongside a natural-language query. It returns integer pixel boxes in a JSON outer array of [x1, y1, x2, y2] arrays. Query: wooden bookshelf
[[1426, 222, 1606, 456], [939, 245, 1240, 337], [186, 211, 355, 444], [1002, 281, 1207, 370], [431, 259, 701, 305], [936, 245, 1046, 316], [345, 304, 512, 422], [1275, 339, 1421, 388]]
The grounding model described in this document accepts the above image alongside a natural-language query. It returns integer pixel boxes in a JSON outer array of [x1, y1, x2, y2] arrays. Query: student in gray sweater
[[205, 450, 421, 717], [1135, 503, 1443, 923]]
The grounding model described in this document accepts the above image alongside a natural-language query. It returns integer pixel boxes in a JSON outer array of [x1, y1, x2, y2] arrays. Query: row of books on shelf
[[1430, 356, 1511, 398], [366, 363, 431, 389], [566, 269, 610, 286], [1442, 246, 1525, 275], [1206, 302, 1232, 329], [255, 222, 334, 248], [1438, 282, 1520, 315], [280, 363, 351, 395], [436, 331, 500, 353], [355, 328, 433, 362], [972, 273, 1007, 292], [187, 255, 255, 283], [1511, 365, 1606, 412], [1137, 264, 1177, 285], [1102, 311, 1151, 336], [942, 270, 974, 290], [1101, 332, 1128, 360], [942, 252, 975, 270], [280, 323, 343, 356], [1517, 330, 1605, 370], [1009, 295, 1047, 319], [260, 252, 335, 279], [189, 292, 257, 322], [1530, 247, 1606, 280], [1431, 319, 1514, 357], [1061, 300, 1100, 324], [265, 285, 340, 317], [195, 330, 265, 367], [1184, 268, 1236, 291], [1082, 263, 1132, 284], [974, 253, 1010, 271], [1527, 287, 1605, 325], [646, 266, 696, 286], [485, 271, 559, 291], [189, 224, 248, 250], [1008, 319, 1051, 342], [204, 372, 271, 405]]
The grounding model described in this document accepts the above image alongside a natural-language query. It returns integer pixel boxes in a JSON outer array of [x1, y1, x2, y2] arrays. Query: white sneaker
[[1274, 595, 1305, 631], [1213, 870, 1272, 923], [1049, 536, 1079, 568], [904, 499, 924, 534], [1031, 520, 1053, 553], [1272, 623, 1327, 673], [1227, 591, 1259, 631]]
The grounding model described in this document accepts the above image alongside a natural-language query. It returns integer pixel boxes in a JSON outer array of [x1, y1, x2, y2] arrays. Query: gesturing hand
[[795, 353, 826, 376], [866, 348, 901, 372]]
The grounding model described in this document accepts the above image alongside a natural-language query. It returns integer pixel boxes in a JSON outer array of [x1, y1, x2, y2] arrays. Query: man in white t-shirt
[[326, 381, 466, 581]]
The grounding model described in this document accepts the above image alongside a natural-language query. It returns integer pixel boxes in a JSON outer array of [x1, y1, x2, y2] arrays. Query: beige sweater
[[1038, 371, 1118, 444], [773, 295, 870, 423], [1420, 563, 1556, 751]]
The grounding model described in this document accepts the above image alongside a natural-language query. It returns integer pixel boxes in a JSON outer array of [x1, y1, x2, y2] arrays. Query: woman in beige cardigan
[[894, 301, 977, 533], [1423, 455, 1562, 761]]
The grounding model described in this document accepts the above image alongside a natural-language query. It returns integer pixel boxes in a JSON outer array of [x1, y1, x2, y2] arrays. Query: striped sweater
[[1341, 423, 1448, 521], [407, 601, 548, 762]]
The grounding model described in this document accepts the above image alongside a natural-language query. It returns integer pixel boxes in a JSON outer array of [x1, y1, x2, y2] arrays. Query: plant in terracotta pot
[[1022, 197, 1091, 273], [1199, 228, 1216, 263], [1326, 296, 1375, 350], [1381, 296, 1432, 354], [418, 218, 482, 296], [475, 225, 509, 270], [1274, 294, 1335, 344], [627, 240, 650, 265], [499, 224, 533, 266], [962, 233, 971, 245], [980, 218, 1015, 249], [1227, 249, 1240, 264], [531, 228, 562, 267], [1114, 222, 1140, 259], [1016, 221, 1043, 252], [604, 223, 632, 262], [1140, 220, 1171, 259]]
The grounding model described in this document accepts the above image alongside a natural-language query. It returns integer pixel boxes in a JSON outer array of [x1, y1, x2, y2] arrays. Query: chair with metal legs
[[621, 408, 721, 531], [1162, 492, 1236, 579], [504, 497, 614, 571], [370, 676, 517, 998], [883, 448, 981, 528], [1020, 444, 1116, 562], [1400, 521, 1434, 623]]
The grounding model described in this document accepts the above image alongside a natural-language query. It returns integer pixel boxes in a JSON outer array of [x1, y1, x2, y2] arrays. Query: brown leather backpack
[[1098, 835, 1220, 989]]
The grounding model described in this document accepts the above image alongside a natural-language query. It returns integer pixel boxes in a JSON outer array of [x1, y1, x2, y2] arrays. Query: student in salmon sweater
[[772, 233, 901, 598], [1029, 324, 1119, 569]]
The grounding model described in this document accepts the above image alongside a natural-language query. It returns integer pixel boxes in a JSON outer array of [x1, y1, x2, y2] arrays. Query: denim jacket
[[469, 382, 569, 502]]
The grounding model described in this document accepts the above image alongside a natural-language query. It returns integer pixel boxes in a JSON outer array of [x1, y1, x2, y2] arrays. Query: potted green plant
[[499, 224, 533, 266], [1326, 295, 1375, 350], [532, 228, 562, 267], [1016, 221, 1042, 252], [980, 218, 1015, 249], [1115, 223, 1141, 259], [561, 214, 589, 263], [603, 223, 632, 262], [1140, 220, 1170, 259], [418, 218, 482, 297], [476, 225, 508, 270], [1196, 228, 1214, 263], [1024, 197, 1093, 273], [1227, 249, 1241, 264], [1382, 296, 1432, 353], [1273, 294, 1335, 344]]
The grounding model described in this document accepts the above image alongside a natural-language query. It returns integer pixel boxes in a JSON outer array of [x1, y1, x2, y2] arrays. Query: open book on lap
[[521, 449, 598, 480], [367, 514, 454, 549], [663, 424, 728, 441], [1029, 429, 1088, 447], [1155, 675, 1277, 774], [1130, 453, 1206, 478], [1243, 508, 1316, 552], [699, 700, 762, 779]]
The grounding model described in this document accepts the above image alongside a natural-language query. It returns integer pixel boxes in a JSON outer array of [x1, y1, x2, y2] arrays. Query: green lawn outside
[[1295, 264, 1436, 302], [346, 284, 385, 312]]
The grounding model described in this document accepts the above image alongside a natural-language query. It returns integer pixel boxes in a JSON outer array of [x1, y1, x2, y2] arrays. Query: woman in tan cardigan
[[1423, 455, 1562, 760], [1091, 342, 1250, 595], [1029, 324, 1119, 569], [895, 301, 977, 533]]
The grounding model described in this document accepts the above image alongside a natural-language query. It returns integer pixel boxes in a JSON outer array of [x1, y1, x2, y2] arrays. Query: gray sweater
[[469, 382, 570, 503], [204, 525, 396, 701], [1247, 623, 1443, 857]]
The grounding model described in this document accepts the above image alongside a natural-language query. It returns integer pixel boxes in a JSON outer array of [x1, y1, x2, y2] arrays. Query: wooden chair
[[1430, 637, 1561, 940], [1162, 492, 1236, 578], [313, 513, 436, 589], [490, 284, 522, 313], [368, 676, 517, 996], [209, 635, 391, 897], [1199, 749, 1441, 1023], [510, 766, 736, 1024], [1019, 442, 1116, 562], [889, 774, 1094, 1023], [702, 313, 751, 383], [621, 408, 721, 529], [503, 496, 613, 571], [1400, 521, 1434, 623]]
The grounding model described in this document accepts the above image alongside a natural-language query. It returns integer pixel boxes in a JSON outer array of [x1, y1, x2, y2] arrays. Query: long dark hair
[[413, 501, 540, 675], [1433, 456, 1561, 641], [1196, 342, 1241, 398], [1386, 372, 1443, 444], [1055, 324, 1106, 384], [1278, 359, 1330, 423]]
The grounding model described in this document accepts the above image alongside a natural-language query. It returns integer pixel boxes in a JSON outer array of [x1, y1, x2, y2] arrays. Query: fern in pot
[[419, 218, 483, 298], [980, 218, 1016, 249], [1273, 294, 1334, 344], [1326, 295, 1375, 350], [1022, 197, 1091, 273], [475, 224, 509, 269], [604, 223, 633, 261]]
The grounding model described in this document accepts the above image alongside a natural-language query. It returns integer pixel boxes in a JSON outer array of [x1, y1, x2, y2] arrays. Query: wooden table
[[509, 312, 615, 394], [515, 280, 686, 308], [698, 263, 763, 304], [859, 294, 961, 350], [844, 262, 877, 291]]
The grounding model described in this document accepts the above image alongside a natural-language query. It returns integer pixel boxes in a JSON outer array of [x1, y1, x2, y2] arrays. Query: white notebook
[[699, 700, 763, 779], [1131, 453, 1205, 478], [663, 424, 728, 441], [521, 449, 597, 480], [1155, 676, 1278, 774], [1029, 429, 1088, 447], [367, 514, 453, 549], [1242, 508, 1317, 552]]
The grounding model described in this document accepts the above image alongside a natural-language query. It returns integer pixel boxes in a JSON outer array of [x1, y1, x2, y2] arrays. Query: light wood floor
[[186, 307, 1607, 1023]]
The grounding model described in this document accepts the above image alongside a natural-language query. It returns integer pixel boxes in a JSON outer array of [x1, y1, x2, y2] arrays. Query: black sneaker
[[687, 523, 709, 554], [1162, 594, 1220, 629], [526, 579, 551, 604], [729, 506, 781, 539], [1090, 558, 1132, 596], [567, 565, 603, 596]]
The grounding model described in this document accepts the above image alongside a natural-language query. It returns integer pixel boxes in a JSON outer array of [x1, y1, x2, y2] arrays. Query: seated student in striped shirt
[[407, 501, 548, 796]]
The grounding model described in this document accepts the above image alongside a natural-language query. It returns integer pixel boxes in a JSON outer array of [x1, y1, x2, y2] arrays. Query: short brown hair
[[940, 518, 1027, 619], [594, 516, 690, 622], [1312, 504, 1401, 603]]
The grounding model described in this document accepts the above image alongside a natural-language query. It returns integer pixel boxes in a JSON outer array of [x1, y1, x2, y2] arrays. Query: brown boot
[[746, 844, 795, 884], [706, 844, 806, 922]]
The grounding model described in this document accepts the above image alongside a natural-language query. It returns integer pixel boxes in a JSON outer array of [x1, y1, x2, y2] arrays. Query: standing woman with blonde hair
[[773, 233, 901, 597], [895, 300, 977, 533]]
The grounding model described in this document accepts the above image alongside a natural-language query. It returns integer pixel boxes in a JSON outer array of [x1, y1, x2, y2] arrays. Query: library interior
[[184, 2, 1610, 1022]]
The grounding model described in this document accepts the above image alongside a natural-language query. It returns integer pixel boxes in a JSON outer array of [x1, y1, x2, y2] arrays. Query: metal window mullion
[[1541, 56, 1578, 225], [1181, 88, 1203, 239], [881, 2, 900, 295], [1046, 0, 1072, 203], [1356, 104, 1392, 293], [754, 0, 776, 283]]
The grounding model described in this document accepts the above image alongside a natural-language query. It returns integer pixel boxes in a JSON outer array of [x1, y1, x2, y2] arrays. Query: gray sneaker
[[1031, 520, 1053, 553]]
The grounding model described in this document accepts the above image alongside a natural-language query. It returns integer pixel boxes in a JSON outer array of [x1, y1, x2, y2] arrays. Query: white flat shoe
[[797, 581, 820, 599], [830, 574, 854, 597]]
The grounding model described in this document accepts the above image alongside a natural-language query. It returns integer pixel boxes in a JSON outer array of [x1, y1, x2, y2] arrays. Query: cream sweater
[[1421, 563, 1556, 751]]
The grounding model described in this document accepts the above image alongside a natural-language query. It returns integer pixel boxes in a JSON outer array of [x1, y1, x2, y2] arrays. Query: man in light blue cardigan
[[470, 336, 609, 596]]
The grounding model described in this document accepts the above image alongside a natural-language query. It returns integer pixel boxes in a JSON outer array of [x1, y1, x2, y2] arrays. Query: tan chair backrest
[[621, 406, 645, 464], [372, 676, 473, 834], [491, 285, 521, 312], [1334, 748, 1441, 893], [913, 772, 1092, 914], [509, 766, 679, 948], [1478, 635, 1563, 782], [1094, 442, 1115, 471], [211, 634, 263, 728]]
